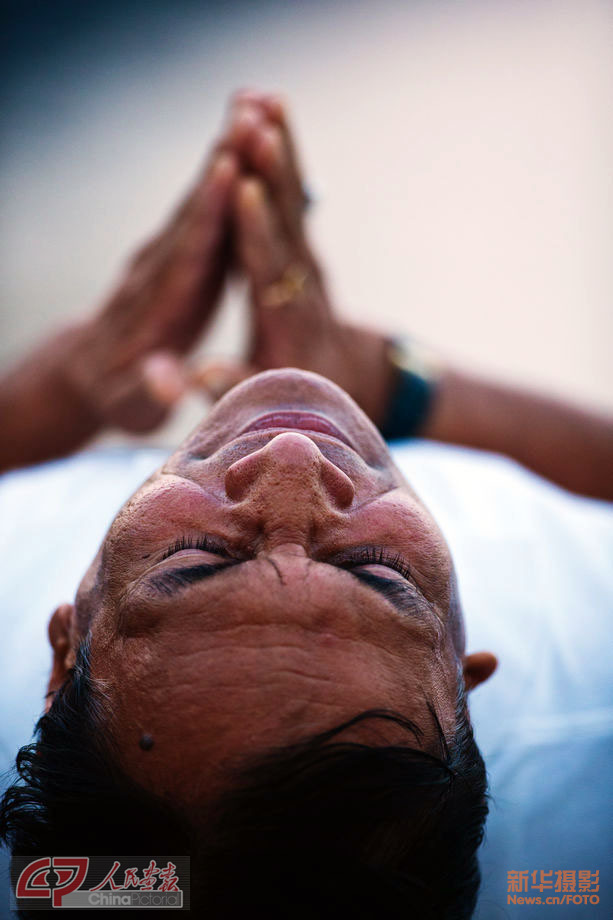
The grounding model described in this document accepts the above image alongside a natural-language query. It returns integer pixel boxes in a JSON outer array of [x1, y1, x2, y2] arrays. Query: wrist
[[53, 320, 105, 429], [0, 321, 103, 472], [337, 324, 396, 426]]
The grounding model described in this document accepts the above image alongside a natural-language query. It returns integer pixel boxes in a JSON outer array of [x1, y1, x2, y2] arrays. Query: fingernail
[[142, 353, 186, 406], [239, 177, 264, 209], [235, 105, 260, 128], [232, 87, 260, 106], [211, 152, 235, 183], [260, 124, 283, 161], [224, 104, 260, 147], [267, 94, 286, 121]]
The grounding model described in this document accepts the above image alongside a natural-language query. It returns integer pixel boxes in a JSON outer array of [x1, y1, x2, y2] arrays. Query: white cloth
[[0, 444, 611, 919]]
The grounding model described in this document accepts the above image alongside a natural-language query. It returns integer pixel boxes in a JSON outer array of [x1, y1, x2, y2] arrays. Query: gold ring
[[261, 262, 308, 309]]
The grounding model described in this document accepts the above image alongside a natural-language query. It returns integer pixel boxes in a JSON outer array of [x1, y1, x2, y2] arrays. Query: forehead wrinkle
[[107, 621, 423, 734], [96, 586, 458, 789], [263, 556, 285, 584]]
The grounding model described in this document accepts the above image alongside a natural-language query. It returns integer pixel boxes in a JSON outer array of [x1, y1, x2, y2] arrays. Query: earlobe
[[46, 604, 77, 711], [462, 651, 498, 691]]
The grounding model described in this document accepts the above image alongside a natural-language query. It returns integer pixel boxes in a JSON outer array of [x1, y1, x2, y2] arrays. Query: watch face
[[390, 339, 440, 382]]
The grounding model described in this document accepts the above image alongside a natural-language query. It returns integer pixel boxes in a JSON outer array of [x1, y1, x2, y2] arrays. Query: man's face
[[60, 370, 488, 804]]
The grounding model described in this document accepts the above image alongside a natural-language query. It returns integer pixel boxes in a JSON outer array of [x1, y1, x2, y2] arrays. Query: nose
[[224, 432, 355, 513]]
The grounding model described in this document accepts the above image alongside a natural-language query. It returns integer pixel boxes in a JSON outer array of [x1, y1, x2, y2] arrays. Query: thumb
[[140, 351, 188, 408], [189, 358, 257, 402], [102, 351, 188, 433], [234, 177, 289, 296], [233, 176, 328, 366]]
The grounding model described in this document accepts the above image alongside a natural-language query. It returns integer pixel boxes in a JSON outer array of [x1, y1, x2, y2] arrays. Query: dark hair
[[1, 637, 488, 919]]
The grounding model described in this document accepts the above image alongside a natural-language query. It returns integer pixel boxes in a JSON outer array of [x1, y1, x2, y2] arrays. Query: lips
[[239, 411, 355, 449]]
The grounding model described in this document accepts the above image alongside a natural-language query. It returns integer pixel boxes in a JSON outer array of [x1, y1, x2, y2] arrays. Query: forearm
[[0, 326, 100, 473], [421, 368, 613, 500]]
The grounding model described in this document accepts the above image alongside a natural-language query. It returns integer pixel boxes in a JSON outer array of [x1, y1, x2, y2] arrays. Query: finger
[[141, 351, 188, 407], [246, 122, 306, 240], [256, 93, 308, 216], [231, 88, 269, 108], [164, 152, 238, 323], [133, 149, 237, 279], [231, 90, 304, 195], [159, 130, 239, 246], [101, 352, 187, 433], [225, 91, 306, 234], [223, 99, 265, 160], [235, 173, 325, 298], [259, 93, 305, 193], [178, 150, 237, 244], [234, 176, 330, 367], [234, 177, 290, 292]]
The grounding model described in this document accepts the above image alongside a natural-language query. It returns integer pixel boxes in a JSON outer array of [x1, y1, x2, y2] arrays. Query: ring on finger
[[261, 262, 309, 309]]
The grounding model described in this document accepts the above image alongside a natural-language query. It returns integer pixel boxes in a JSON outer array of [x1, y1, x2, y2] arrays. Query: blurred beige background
[[2, 0, 612, 446]]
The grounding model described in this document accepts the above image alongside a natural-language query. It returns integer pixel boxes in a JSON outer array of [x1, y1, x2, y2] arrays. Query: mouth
[[239, 411, 355, 449]]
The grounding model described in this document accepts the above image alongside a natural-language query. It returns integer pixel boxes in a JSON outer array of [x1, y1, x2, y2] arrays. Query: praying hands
[[1, 91, 611, 500]]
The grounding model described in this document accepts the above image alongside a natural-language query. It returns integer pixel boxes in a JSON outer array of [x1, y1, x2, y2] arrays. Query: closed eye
[[149, 531, 424, 614], [147, 555, 422, 617], [332, 546, 412, 582], [161, 538, 410, 580], [162, 534, 233, 561], [150, 562, 233, 596], [347, 569, 424, 614]]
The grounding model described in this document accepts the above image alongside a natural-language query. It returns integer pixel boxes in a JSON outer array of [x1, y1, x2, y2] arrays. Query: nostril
[[224, 454, 258, 500], [225, 434, 320, 501], [224, 432, 355, 508], [321, 461, 355, 509]]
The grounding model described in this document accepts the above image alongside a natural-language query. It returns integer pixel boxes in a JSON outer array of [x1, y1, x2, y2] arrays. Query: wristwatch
[[379, 337, 441, 441]]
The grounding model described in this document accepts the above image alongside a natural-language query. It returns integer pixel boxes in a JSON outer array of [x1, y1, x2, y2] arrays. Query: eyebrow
[[148, 561, 427, 617]]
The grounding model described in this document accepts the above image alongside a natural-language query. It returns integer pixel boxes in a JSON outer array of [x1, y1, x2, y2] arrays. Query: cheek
[[100, 478, 227, 596], [360, 492, 449, 559], [357, 493, 453, 605], [117, 478, 213, 540]]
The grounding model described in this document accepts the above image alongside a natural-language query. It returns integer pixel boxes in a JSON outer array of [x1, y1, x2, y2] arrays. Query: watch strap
[[379, 338, 439, 441]]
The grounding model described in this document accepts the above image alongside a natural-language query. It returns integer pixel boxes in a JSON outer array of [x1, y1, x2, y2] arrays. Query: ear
[[46, 603, 77, 712], [462, 651, 498, 692]]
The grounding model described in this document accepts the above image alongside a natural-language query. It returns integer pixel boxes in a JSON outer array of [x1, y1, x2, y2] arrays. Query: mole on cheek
[[139, 733, 155, 751]]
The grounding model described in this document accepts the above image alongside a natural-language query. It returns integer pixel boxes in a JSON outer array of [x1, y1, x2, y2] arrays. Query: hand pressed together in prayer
[[1, 90, 612, 499], [65, 91, 395, 438]]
